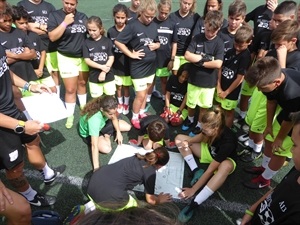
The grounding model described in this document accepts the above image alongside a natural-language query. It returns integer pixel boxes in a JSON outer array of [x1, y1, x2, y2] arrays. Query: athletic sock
[[194, 185, 214, 205], [261, 154, 271, 169], [188, 116, 194, 123], [20, 186, 37, 201], [22, 110, 32, 120], [118, 97, 123, 105], [248, 139, 254, 149], [240, 111, 247, 119], [261, 165, 278, 180], [65, 102, 76, 116], [184, 155, 198, 171], [139, 108, 145, 115], [40, 163, 55, 180], [124, 96, 130, 105], [132, 112, 139, 120], [253, 143, 263, 153], [77, 94, 87, 108], [196, 121, 202, 128]]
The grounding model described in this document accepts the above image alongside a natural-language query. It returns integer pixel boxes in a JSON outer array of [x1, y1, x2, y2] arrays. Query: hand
[[64, 13, 75, 26], [240, 214, 252, 225], [131, 49, 145, 60], [148, 42, 159, 51], [98, 71, 106, 82], [218, 90, 227, 99], [276, 45, 287, 58], [167, 60, 174, 71], [0, 181, 13, 211], [40, 24, 47, 32], [267, 0, 278, 12], [5, 50, 15, 58], [29, 83, 52, 93], [157, 192, 172, 203], [179, 187, 195, 199], [263, 126, 273, 139], [34, 69, 43, 78], [24, 120, 43, 135], [115, 131, 123, 145], [272, 137, 284, 153], [101, 65, 111, 73]]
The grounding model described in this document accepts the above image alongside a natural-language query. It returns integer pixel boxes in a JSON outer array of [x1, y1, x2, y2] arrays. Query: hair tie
[[156, 152, 161, 158]]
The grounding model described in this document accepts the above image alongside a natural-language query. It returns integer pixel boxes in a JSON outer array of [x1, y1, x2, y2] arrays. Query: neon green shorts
[[88, 194, 138, 212], [114, 75, 132, 86], [215, 95, 238, 111], [241, 80, 255, 96], [89, 80, 116, 98], [200, 142, 236, 174], [57, 52, 89, 78], [265, 118, 293, 158], [143, 134, 164, 146], [173, 55, 188, 71], [156, 67, 171, 77], [186, 83, 215, 109], [132, 74, 155, 92], [170, 104, 188, 121], [45, 52, 59, 72]]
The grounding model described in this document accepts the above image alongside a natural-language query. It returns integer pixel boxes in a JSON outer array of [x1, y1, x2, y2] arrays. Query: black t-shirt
[[0, 47, 20, 118], [128, 8, 138, 22], [209, 126, 238, 162], [220, 48, 251, 100], [263, 69, 300, 123], [166, 74, 188, 107], [187, 33, 224, 88], [139, 115, 170, 140], [87, 156, 156, 204], [48, 9, 87, 57], [116, 18, 159, 78], [82, 37, 114, 83], [153, 17, 177, 68], [251, 167, 300, 225], [254, 29, 272, 53], [107, 26, 130, 76], [169, 11, 200, 56], [192, 17, 228, 37], [218, 27, 235, 54], [266, 49, 300, 71], [17, 0, 56, 52]]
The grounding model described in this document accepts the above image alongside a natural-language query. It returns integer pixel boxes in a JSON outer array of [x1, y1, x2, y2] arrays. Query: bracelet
[[38, 23, 41, 29], [61, 21, 67, 28], [245, 209, 254, 217], [28, 84, 32, 92], [23, 82, 30, 91]]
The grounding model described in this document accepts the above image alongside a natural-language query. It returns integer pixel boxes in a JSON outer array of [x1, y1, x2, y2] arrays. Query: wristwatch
[[14, 121, 25, 134]]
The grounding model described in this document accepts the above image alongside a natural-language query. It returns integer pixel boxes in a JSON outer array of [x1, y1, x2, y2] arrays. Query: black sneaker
[[182, 119, 193, 131], [43, 165, 66, 185], [28, 193, 56, 207], [189, 126, 202, 137], [243, 166, 265, 175], [240, 151, 262, 162], [237, 146, 252, 156]]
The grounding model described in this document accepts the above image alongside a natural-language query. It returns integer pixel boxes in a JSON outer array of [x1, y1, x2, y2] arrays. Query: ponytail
[[136, 147, 169, 167]]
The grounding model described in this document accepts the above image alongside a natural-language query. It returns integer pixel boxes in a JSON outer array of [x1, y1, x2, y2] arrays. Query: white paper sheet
[[21, 93, 68, 123], [109, 144, 184, 199]]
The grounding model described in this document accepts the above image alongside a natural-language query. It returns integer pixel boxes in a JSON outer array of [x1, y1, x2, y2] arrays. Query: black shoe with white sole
[[43, 165, 66, 185], [28, 193, 56, 207]]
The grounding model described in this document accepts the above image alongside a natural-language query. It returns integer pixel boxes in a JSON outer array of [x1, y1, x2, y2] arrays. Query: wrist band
[[23, 82, 30, 91], [28, 84, 32, 92], [245, 209, 254, 217], [61, 21, 67, 28]]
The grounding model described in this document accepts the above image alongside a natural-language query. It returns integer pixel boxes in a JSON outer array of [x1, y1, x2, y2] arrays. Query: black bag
[[32, 210, 62, 225]]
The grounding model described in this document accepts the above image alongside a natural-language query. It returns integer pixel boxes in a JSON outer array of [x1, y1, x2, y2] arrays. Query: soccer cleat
[[131, 118, 140, 129], [243, 140, 249, 147], [65, 115, 74, 129], [178, 205, 194, 223], [242, 124, 250, 132], [139, 112, 149, 119], [64, 204, 85, 225], [123, 104, 129, 115], [190, 168, 204, 186], [128, 139, 138, 146], [243, 166, 265, 175], [117, 104, 123, 114], [182, 118, 193, 131], [237, 146, 252, 156], [152, 90, 163, 99], [240, 151, 262, 163], [243, 175, 270, 189], [189, 126, 202, 137], [238, 134, 249, 142], [233, 115, 245, 125], [43, 165, 66, 185], [28, 193, 56, 207]]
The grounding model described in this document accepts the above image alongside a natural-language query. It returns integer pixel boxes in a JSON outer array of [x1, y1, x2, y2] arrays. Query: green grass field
[[1, 1, 293, 225]]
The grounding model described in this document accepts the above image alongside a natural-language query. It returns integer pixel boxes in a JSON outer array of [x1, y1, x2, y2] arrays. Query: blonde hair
[[137, 0, 157, 15], [158, 0, 172, 11]]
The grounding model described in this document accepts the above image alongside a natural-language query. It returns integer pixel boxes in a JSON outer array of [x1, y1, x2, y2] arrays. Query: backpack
[[32, 210, 62, 225]]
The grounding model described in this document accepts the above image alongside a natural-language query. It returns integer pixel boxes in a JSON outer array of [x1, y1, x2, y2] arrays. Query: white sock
[[253, 143, 263, 153], [248, 139, 254, 149], [262, 165, 277, 180], [194, 185, 214, 205], [84, 201, 96, 215], [65, 102, 76, 116], [20, 186, 37, 201], [124, 96, 130, 105], [77, 94, 87, 107], [184, 155, 198, 171], [262, 154, 271, 169], [56, 85, 60, 96], [188, 116, 194, 123], [118, 97, 123, 104], [240, 111, 247, 119], [153, 86, 157, 92], [132, 112, 139, 120], [196, 121, 202, 128], [147, 94, 151, 99], [139, 108, 145, 115], [23, 110, 32, 120], [41, 163, 55, 180]]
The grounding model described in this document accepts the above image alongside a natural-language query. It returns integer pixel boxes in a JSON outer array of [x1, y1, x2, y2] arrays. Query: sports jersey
[[220, 48, 251, 100], [128, 8, 138, 22], [138, 115, 170, 140], [266, 49, 300, 71], [153, 17, 177, 68], [251, 167, 300, 225], [0, 46, 20, 118], [218, 27, 235, 53], [116, 18, 159, 79], [166, 74, 188, 107], [192, 17, 228, 37], [48, 9, 87, 57], [107, 26, 130, 76], [87, 156, 156, 204], [78, 111, 108, 138], [208, 126, 237, 162], [186, 33, 224, 88], [263, 69, 300, 123], [254, 29, 272, 53], [17, 0, 56, 52], [82, 36, 114, 83], [169, 10, 200, 56]]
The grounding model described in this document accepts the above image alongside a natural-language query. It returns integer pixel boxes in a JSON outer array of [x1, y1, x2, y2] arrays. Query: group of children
[[2, 0, 300, 224]]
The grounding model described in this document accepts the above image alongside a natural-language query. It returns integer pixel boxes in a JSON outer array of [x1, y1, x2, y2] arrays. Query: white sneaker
[[152, 90, 163, 99], [242, 124, 250, 132], [123, 104, 129, 115], [117, 104, 123, 114], [146, 95, 151, 103]]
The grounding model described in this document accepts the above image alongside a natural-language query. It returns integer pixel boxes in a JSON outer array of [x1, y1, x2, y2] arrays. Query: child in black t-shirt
[[161, 63, 189, 126]]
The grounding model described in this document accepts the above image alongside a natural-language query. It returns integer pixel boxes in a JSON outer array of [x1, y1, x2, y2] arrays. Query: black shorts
[[0, 113, 37, 170]]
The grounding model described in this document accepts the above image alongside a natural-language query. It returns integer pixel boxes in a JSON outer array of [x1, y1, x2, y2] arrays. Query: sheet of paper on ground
[[21, 93, 68, 123], [109, 144, 184, 199]]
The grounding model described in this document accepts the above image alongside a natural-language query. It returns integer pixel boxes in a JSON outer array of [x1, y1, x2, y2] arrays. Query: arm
[[276, 45, 287, 68], [202, 59, 223, 69], [91, 136, 100, 171], [164, 91, 171, 108], [264, 99, 278, 138], [28, 22, 47, 35], [148, 42, 160, 51], [6, 47, 37, 62], [167, 42, 177, 70], [111, 114, 123, 145], [145, 192, 172, 205], [216, 68, 223, 96], [35, 50, 46, 78], [48, 13, 74, 42], [184, 50, 202, 63], [114, 40, 145, 60], [219, 74, 244, 99]]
